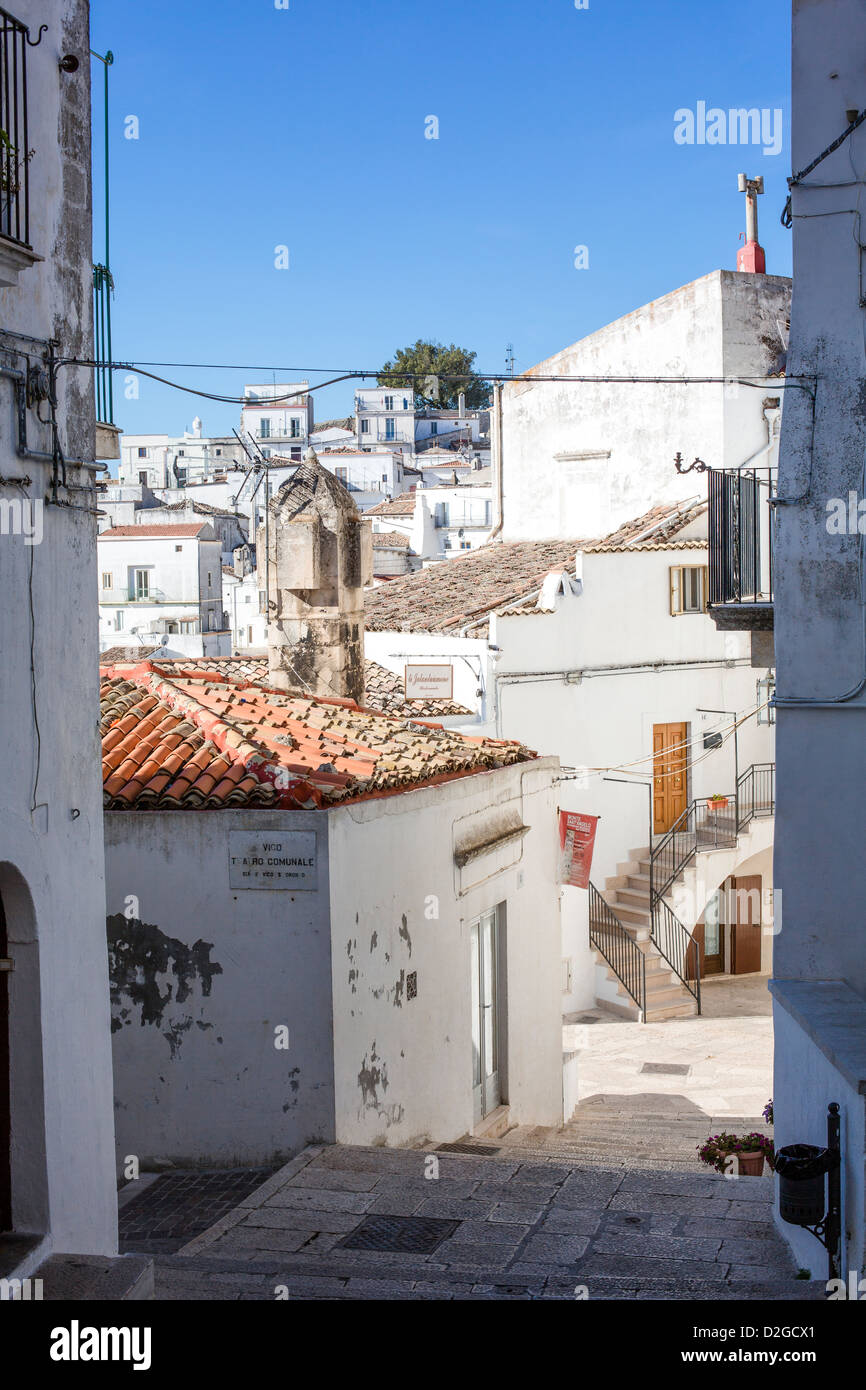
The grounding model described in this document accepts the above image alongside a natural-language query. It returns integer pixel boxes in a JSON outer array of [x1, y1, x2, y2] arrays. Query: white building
[[118, 418, 244, 489], [354, 386, 415, 452], [498, 268, 790, 542], [98, 463, 563, 1162], [240, 382, 314, 460], [0, 0, 134, 1286], [98, 523, 230, 658], [741, 0, 866, 1287], [223, 568, 266, 652], [365, 500, 775, 1026]]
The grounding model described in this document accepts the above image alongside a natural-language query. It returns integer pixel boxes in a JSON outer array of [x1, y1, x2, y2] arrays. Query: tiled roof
[[100, 645, 162, 664], [99, 523, 215, 540], [99, 662, 529, 811], [581, 500, 706, 552], [364, 538, 585, 634], [155, 501, 243, 519], [100, 654, 473, 720], [312, 417, 355, 432], [371, 530, 411, 549], [363, 500, 706, 634], [365, 495, 416, 517]]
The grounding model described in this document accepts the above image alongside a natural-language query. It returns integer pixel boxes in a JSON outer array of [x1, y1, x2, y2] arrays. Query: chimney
[[458, 391, 466, 416], [260, 448, 372, 704], [736, 173, 766, 273]]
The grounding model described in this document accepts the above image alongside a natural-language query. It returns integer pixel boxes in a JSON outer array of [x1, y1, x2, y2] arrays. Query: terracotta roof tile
[[99, 523, 215, 539], [364, 494, 416, 517], [98, 661, 532, 811]]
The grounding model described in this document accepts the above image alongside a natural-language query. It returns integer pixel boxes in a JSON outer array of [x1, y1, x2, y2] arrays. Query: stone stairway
[[594, 848, 698, 1021]]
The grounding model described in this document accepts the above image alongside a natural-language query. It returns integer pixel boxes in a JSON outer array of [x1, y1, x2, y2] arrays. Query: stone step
[[33, 1253, 154, 1301]]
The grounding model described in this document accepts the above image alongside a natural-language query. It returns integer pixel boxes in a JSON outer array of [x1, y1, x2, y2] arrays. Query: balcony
[[0, 6, 44, 285], [707, 465, 774, 638]]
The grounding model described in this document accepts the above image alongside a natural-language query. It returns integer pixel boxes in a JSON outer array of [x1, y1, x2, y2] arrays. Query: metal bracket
[[674, 452, 708, 475]]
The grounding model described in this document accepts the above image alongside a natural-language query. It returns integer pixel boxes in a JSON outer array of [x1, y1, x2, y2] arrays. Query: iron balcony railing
[[736, 761, 775, 831], [588, 882, 647, 1021], [0, 6, 43, 248], [707, 465, 775, 607]]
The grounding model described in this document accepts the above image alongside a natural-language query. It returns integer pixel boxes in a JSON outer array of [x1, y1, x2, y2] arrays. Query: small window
[[215, 448, 222, 457], [175, 544, 182, 552], [384, 395, 394, 410], [137, 447, 147, 459], [290, 418, 300, 438], [133, 569, 149, 600], [138, 470, 148, 486], [431, 421, 438, 436], [290, 446, 302, 461], [116, 610, 124, 630], [101, 572, 113, 589], [177, 449, 185, 457], [360, 418, 370, 434], [402, 397, 409, 410], [259, 419, 270, 439], [207, 572, 213, 586], [385, 418, 396, 441], [335, 466, 349, 483], [670, 565, 707, 615]]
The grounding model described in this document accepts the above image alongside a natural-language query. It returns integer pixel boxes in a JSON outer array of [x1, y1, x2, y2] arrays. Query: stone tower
[[261, 449, 372, 703]]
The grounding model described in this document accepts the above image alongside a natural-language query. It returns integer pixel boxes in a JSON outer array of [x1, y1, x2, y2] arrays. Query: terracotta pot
[[736, 1150, 765, 1177], [707, 798, 728, 810]]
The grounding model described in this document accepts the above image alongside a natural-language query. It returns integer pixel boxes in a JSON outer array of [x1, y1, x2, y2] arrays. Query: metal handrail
[[588, 882, 647, 1021], [653, 899, 701, 1013], [707, 465, 775, 607], [648, 762, 775, 1011], [0, 7, 43, 249]]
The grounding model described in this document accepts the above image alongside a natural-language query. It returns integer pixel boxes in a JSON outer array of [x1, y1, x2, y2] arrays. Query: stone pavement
[[152, 1144, 821, 1301]]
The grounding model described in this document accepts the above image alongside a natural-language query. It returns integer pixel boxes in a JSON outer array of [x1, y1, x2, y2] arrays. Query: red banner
[[559, 811, 598, 889]]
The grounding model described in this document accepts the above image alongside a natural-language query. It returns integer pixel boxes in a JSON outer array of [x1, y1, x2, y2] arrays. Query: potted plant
[[706, 792, 729, 811], [698, 1131, 775, 1177], [0, 128, 34, 221]]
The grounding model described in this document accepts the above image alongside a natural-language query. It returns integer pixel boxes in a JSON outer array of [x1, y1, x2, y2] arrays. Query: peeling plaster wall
[[0, 1, 118, 1256], [327, 759, 563, 1146], [500, 270, 791, 542], [105, 811, 336, 1167]]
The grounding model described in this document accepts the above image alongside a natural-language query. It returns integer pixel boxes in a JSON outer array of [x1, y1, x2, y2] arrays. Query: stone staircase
[[594, 847, 698, 1022]]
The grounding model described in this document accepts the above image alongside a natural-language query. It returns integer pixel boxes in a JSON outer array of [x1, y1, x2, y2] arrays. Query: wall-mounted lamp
[[59, 54, 80, 73]]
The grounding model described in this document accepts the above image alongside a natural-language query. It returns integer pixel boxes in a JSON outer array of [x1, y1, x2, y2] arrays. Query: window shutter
[[669, 566, 681, 615], [701, 566, 709, 611]]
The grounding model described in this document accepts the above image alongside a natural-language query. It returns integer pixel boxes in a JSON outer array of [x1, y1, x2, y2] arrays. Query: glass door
[[471, 908, 500, 1124]]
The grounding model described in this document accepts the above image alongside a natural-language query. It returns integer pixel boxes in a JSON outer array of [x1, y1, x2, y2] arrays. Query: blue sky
[[90, 0, 792, 438]]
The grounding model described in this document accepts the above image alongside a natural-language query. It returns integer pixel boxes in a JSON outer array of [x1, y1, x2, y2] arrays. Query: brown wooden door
[[731, 874, 762, 974], [652, 722, 689, 834]]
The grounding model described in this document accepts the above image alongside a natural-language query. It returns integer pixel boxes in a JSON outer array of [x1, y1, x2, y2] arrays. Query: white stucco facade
[[0, 0, 118, 1264], [105, 758, 562, 1165], [500, 269, 791, 542], [98, 525, 230, 656]]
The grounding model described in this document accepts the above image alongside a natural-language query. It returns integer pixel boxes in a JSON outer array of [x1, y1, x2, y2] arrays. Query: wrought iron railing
[[0, 7, 43, 248], [653, 899, 701, 1013], [707, 465, 775, 606], [588, 882, 647, 1020], [736, 761, 775, 831], [93, 263, 114, 425], [647, 763, 775, 1012]]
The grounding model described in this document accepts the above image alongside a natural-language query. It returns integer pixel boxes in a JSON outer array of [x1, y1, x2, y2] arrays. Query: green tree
[[377, 340, 490, 409]]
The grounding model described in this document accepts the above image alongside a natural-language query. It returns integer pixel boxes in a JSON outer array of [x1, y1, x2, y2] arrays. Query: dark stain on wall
[[399, 914, 412, 956], [107, 913, 223, 1048]]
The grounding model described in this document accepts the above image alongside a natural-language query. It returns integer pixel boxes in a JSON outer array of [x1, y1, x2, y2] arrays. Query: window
[[384, 395, 394, 410], [335, 466, 349, 483], [137, 447, 147, 459], [138, 470, 148, 486], [382, 474, 388, 483], [116, 610, 124, 630], [207, 572, 213, 587], [175, 544, 182, 552], [757, 675, 776, 724], [133, 569, 149, 600], [215, 448, 222, 457], [290, 446, 302, 461], [431, 421, 438, 436], [385, 418, 396, 441], [360, 418, 370, 434], [290, 418, 300, 438], [102, 572, 113, 589], [258, 591, 266, 613], [402, 397, 409, 410], [260, 418, 270, 439], [669, 565, 707, 615], [177, 449, 185, 457]]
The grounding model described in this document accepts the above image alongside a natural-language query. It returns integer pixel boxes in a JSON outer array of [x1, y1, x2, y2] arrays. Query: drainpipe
[[489, 380, 504, 541]]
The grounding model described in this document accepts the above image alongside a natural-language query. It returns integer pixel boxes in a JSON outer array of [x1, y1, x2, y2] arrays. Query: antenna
[[505, 343, 515, 377]]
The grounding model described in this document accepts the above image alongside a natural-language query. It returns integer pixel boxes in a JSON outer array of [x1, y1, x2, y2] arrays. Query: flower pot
[[707, 797, 728, 811], [736, 1150, 765, 1177]]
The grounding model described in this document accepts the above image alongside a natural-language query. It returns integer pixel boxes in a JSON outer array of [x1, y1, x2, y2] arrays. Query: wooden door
[[731, 875, 762, 974], [652, 722, 689, 835]]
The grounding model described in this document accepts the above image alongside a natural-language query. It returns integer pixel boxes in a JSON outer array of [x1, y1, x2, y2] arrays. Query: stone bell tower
[[260, 448, 372, 704]]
